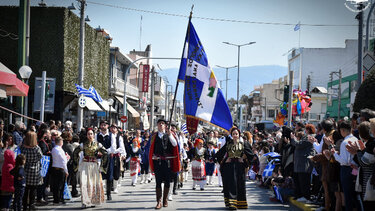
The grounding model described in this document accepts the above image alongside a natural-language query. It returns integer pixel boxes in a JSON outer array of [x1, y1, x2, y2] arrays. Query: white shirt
[[334, 134, 358, 166], [313, 134, 324, 153], [217, 136, 226, 149], [157, 131, 177, 147], [108, 133, 126, 157], [51, 145, 68, 174]]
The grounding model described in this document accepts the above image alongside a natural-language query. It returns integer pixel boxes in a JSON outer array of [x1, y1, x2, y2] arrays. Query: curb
[[288, 197, 318, 211]]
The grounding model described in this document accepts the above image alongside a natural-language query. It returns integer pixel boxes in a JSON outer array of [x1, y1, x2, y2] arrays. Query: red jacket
[[1, 149, 15, 192]]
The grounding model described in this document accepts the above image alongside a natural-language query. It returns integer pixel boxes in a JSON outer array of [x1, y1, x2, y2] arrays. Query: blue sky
[[1, 0, 361, 99], [3, 0, 358, 69]]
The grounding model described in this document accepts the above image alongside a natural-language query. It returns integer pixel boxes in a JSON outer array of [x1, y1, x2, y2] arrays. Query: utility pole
[[77, 0, 86, 131], [40, 71, 46, 122], [264, 97, 267, 120], [306, 75, 311, 121], [150, 66, 155, 131], [288, 71, 294, 127], [216, 65, 236, 101], [306, 75, 311, 93], [337, 69, 342, 120], [356, 3, 364, 91]]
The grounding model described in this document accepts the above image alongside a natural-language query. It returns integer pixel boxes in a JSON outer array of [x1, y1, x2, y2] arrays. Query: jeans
[[340, 166, 355, 211]]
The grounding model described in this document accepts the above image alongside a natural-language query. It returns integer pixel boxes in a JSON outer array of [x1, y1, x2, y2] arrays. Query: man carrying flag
[[176, 10, 254, 208]]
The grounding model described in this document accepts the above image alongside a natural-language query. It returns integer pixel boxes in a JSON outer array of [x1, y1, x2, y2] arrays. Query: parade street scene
[[1, 0, 375, 211]]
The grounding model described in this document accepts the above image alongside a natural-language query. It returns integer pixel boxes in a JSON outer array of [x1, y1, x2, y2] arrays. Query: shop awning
[[114, 96, 140, 117], [127, 102, 140, 117], [0, 62, 29, 97], [98, 100, 116, 113], [85, 97, 102, 111]]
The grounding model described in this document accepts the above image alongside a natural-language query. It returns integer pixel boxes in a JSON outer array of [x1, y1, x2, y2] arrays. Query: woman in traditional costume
[[215, 128, 254, 210], [73, 128, 107, 209], [188, 139, 206, 190]]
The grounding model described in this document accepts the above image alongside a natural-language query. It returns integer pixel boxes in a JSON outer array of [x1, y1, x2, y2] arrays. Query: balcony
[[110, 77, 139, 100]]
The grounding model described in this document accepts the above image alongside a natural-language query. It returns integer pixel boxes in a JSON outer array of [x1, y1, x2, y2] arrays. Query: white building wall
[[289, 40, 358, 91]]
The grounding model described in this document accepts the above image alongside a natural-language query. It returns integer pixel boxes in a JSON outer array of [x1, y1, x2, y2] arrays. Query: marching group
[[1, 109, 374, 211], [0, 118, 255, 210]]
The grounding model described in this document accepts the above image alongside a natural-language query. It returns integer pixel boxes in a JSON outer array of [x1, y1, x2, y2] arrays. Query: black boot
[[107, 180, 112, 201]]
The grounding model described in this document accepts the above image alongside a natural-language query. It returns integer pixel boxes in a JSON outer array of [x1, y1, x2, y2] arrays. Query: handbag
[[364, 175, 375, 201], [355, 167, 362, 192]]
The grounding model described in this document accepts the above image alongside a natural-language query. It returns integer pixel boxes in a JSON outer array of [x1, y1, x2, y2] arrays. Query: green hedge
[[0, 6, 109, 97]]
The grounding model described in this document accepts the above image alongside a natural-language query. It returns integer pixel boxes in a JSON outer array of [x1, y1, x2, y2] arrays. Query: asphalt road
[[38, 173, 289, 211]]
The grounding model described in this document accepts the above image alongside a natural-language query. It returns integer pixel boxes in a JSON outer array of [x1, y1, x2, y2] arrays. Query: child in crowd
[[1, 149, 15, 211], [10, 154, 26, 211], [271, 167, 294, 203]]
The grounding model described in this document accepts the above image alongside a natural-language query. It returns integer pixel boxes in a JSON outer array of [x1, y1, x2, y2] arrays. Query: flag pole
[[169, 5, 194, 127]]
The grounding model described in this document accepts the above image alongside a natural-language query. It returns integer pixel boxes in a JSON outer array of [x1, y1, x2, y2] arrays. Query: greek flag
[[264, 152, 281, 158], [178, 21, 233, 131], [75, 84, 103, 102], [63, 182, 72, 200], [273, 185, 284, 203], [181, 123, 188, 134], [262, 163, 275, 177], [40, 155, 50, 177], [89, 85, 103, 103]]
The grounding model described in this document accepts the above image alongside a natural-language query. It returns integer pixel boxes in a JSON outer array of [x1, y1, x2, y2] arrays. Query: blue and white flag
[[14, 147, 21, 158], [40, 155, 50, 177], [294, 22, 300, 31], [264, 152, 281, 158], [75, 84, 102, 103], [262, 163, 275, 177], [179, 21, 233, 131], [63, 182, 72, 200], [273, 185, 284, 203], [180, 123, 188, 134], [89, 85, 103, 103]]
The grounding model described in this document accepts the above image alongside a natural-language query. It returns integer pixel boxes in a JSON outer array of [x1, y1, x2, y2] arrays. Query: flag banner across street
[[178, 21, 233, 132]]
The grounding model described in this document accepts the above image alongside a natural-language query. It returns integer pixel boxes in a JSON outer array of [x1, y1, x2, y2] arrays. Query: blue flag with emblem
[[262, 163, 275, 177], [40, 155, 50, 177], [179, 21, 233, 131]]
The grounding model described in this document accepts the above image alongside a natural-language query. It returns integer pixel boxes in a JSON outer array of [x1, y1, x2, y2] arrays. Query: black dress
[[215, 139, 254, 209]]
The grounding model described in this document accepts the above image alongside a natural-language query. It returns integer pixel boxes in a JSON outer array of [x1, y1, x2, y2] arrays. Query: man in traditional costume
[[149, 119, 180, 209], [98, 123, 126, 200]]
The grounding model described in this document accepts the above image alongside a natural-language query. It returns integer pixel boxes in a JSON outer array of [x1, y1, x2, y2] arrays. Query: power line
[[0, 28, 18, 40], [86, 1, 357, 27]]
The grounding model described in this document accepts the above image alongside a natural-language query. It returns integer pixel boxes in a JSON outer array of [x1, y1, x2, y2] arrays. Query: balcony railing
[[111, 77, 139, 99]]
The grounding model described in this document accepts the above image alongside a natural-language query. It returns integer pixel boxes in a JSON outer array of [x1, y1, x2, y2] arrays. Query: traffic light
[[283, 85, 289, 102]]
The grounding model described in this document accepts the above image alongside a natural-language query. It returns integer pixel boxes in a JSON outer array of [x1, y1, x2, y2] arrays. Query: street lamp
[[216, 65, 237, 101], [165, 85, 173, 120], [108, 98, 114, 125], [223, 41, 255, 125], [19, 65, 32, 124]]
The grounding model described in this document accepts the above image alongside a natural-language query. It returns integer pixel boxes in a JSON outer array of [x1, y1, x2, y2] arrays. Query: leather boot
[[155, 188, 162, 209], [163, 187, 169, 207]]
